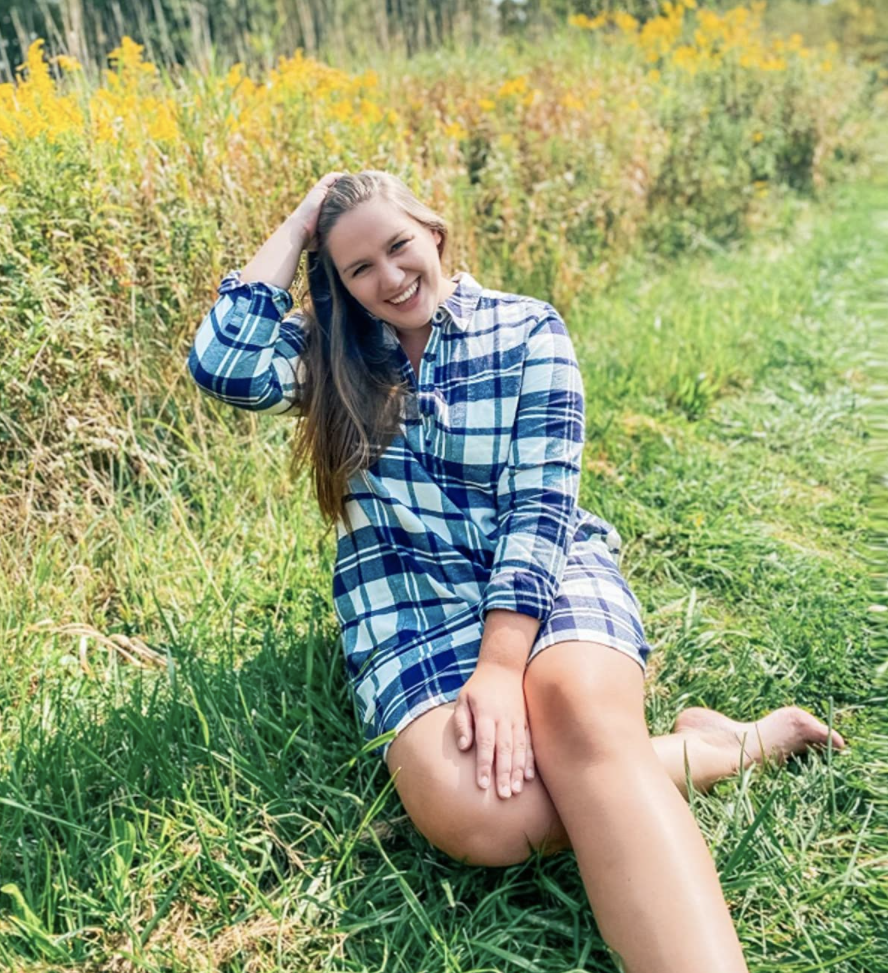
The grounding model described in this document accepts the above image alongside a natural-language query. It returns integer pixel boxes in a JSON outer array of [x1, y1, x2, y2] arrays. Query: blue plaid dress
[[188, 268, 652, 760]]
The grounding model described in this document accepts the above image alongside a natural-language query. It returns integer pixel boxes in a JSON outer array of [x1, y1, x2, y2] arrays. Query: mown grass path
[[1, 167, 886, 970]]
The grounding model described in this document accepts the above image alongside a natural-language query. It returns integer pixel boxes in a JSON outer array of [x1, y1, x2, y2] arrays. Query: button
[[433, 309, 447, 324], [272, 292, 292, 315]]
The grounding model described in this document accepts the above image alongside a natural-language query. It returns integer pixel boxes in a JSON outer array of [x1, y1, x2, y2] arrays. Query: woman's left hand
[[453, 660, 536, 799]]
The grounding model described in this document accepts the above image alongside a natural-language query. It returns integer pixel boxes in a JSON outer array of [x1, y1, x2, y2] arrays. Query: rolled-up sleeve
[[187, 269, 309, 414], [479, 307, 585, 623]]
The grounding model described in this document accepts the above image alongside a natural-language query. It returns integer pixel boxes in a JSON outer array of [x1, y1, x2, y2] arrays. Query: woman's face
[[326, 196, 452, 334]]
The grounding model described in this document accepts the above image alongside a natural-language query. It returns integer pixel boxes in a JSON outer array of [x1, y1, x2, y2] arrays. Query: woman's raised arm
[[186, 172, 344, 414], [240, 170, 344, 287]]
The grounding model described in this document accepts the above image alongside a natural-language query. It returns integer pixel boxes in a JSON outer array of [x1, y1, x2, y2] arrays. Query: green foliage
[[0, 166, 884, 971], [0, 11, 885, 969]]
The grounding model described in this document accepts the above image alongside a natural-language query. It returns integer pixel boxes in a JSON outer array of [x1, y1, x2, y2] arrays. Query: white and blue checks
[[188, 268, 652, 760]]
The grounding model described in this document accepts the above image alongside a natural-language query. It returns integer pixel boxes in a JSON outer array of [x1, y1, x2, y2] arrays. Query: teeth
[[389, 278, 419, 305]]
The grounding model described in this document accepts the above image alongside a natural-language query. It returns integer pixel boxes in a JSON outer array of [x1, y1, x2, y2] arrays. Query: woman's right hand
[[453, 660, 535, 800], [292, 171, 347, 252]]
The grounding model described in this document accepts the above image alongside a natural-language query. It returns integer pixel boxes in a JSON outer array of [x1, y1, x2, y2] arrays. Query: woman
[[188, 169, 845, 972]]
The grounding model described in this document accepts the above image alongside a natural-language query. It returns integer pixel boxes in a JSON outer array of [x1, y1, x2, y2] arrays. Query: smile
[[387, 277, 421, 306]]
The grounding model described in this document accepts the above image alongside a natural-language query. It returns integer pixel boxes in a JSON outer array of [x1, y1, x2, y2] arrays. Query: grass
[[1, 162, 886, 970]]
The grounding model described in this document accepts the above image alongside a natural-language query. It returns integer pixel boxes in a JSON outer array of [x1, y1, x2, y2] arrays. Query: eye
[[351, 239, 409, 277]]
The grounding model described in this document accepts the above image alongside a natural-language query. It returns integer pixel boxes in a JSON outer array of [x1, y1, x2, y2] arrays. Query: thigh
[[385, 701, 571, 867]]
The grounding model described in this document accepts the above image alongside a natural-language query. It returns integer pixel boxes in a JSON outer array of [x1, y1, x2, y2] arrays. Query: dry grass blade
[[25, 620, 167, 673]]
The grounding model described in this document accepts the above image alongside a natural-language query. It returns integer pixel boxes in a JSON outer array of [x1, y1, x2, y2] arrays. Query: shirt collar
[[434, 270, 483, 332]]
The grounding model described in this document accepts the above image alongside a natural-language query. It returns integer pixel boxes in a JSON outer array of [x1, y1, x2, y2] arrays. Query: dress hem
[[379, 632, 650, 763]]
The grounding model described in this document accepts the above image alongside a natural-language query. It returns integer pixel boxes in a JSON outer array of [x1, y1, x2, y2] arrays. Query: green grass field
[[1, 154, 886, 970]]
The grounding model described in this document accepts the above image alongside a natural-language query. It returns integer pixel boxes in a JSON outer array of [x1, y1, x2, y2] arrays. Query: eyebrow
[[342, 230, 409, 273]]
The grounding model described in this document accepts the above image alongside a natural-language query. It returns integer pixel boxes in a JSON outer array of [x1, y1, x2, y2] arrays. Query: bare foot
[[672, 705, 846, 768]]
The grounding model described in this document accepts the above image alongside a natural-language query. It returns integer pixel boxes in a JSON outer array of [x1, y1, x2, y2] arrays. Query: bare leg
[[651, 705, 846, 799], [523, 644, 849, 973]]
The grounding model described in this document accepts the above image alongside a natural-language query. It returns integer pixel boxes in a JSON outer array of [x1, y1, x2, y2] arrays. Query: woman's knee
[[385, 702, 570, 867], [524, 641, 649, 761]]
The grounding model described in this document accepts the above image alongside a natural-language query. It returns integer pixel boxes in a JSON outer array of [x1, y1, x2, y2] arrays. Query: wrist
[[478, 609, 540, 673], [285, 212, 310, 250]]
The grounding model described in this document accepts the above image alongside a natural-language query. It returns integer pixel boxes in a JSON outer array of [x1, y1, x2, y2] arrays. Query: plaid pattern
[[188, 268, 652, 761]]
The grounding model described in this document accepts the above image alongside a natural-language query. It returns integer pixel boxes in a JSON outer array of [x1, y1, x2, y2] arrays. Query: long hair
[[289, 170, 449, 528]]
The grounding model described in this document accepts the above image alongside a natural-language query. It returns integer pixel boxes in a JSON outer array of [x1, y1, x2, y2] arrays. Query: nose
[[379, 259, 408, 295]]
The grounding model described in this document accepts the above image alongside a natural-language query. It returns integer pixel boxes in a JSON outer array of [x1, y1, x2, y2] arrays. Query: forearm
[[478, 609, 541, 673], [240, 212, 309, 290]]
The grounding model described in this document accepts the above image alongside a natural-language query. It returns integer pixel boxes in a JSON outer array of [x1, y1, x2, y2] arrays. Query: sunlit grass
[[0, 3, 886, 969], [1, 170, 885, 972]]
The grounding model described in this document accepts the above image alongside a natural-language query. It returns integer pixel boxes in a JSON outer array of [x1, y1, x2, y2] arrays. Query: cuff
[[479, 570, 555, 622]]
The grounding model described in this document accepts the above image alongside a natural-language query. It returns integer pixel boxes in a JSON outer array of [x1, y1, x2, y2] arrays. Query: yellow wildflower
[[613, 12, 639, 34], [147, 100, 178, 141], [559, 92, 584, 111], [225, 63, 244, 88], [359, 98, 383, 124], [106, 36, 156, 80], [497, 75, 529, 99], [53, 54, 82, 73], [568, 13, 607, 30]]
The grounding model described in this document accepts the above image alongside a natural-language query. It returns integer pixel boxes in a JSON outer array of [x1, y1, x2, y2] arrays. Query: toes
[[831, 729, 846, 749], [788, 707, 845, 751]]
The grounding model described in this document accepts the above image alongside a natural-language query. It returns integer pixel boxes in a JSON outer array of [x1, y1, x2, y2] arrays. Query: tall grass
[[0, 2, 886, 968], [1, 3, 884, 542], [1, 163, 884, 972]]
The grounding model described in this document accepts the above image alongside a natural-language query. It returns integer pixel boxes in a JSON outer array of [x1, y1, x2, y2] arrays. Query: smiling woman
[[324, 194, 459, 377], [186, 168, 845, 973]]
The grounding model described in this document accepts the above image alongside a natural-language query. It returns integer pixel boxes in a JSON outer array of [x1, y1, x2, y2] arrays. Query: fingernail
[[480, 775, 489, 788], [458, 736, 468, 749], [500, 784, 510, 797], [513, 780, 522, 793], [526, 768, 534, 779]]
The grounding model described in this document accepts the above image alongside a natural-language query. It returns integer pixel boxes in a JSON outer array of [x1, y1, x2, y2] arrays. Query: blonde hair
[[289, 170, 449, 527]]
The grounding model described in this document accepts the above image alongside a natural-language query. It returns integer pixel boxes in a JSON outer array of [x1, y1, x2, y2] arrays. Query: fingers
[[321, 170, 346, 188], [495, 721, 514, 799], [454, 695, 473, 752], [525, 727, 535, 781], [511, 724, 527, 794], [475, 714, 496, 792], [456, 692, 533, 801], [471, 718, 535, 800]]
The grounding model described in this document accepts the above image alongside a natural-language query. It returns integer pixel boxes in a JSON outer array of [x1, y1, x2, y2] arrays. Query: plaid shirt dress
[[188, 268, 652, 761]]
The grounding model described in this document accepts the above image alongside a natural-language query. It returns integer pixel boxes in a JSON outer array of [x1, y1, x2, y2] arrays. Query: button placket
[[417, 321, 442, 448]]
